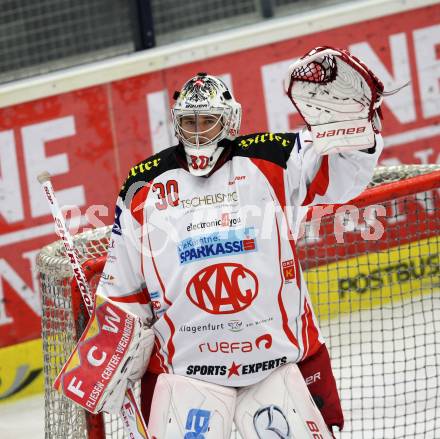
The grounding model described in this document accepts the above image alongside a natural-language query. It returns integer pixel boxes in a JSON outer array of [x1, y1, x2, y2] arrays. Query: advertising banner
[[0, 339, 43, 401]]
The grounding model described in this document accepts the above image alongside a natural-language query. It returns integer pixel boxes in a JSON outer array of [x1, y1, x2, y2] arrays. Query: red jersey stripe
[[146, 212, 176, 368], [275, 216, 299, 349], [301, 298, 321, 360], [163, 313, 176, 368], [251, 158, 287, 207], [302, 155, 330, 206], [108, 289, 149, 304], [147, 338, 168, 374], [130, 185, 150, 225]]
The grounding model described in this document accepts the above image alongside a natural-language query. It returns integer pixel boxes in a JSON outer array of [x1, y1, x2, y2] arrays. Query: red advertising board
[[0, 4, 439, 347]]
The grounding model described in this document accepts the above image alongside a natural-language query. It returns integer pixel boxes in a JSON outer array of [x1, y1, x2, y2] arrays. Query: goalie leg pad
[[234, 363, 333, 439], [148, 374, 236, 439]]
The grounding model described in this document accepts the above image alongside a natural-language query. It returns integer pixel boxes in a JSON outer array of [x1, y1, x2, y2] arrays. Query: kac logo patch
[[282, 259, 295, 282], [186, 263, 258, 314]]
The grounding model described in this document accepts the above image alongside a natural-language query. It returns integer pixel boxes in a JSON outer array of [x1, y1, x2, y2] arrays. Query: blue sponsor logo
[[178, 227, 257, 265], [149, 291, 160, 299], [112, 205, 122, 236], [184, 408, 211, 439]]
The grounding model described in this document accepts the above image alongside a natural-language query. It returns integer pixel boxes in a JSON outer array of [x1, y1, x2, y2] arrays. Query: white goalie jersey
[[95, 129, 383, 388]]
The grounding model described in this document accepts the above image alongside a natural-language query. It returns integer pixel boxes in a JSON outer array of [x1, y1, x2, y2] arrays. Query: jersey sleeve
[[94, 195, 153, 323], [286, 129, 383, 206]]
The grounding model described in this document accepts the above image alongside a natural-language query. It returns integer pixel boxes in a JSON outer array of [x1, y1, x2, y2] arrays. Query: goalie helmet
[[172, 73, 242, 176]]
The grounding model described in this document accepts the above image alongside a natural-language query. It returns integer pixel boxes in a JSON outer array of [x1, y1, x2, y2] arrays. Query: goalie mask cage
[[36, 165, 440, 439]]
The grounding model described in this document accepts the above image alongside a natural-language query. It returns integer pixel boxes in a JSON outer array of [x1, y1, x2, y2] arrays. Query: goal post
[[37, 165, 440, 439]]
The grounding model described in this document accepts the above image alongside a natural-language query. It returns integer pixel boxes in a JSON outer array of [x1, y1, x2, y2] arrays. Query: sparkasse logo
[[178, 227, 257, 264]]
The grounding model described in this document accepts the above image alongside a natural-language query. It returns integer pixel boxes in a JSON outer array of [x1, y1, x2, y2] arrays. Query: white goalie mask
[[172, 73, 242, 176]]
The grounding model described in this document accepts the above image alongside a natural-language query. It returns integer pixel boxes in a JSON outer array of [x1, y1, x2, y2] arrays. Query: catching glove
[[285, 46, 384, 155]]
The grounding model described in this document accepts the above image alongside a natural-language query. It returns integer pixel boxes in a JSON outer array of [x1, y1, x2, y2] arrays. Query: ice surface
[[0, 393, 44, 439]]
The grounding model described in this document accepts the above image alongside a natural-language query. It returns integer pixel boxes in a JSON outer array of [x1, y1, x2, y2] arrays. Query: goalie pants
[[140, 343, 344, 432]]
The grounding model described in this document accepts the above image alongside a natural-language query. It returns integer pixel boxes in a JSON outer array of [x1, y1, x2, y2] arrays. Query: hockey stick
[[37, 171, 151, 439]]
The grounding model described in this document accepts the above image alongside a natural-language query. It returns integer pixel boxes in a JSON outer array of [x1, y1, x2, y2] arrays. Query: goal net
[[36, 165, 440, 439]]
